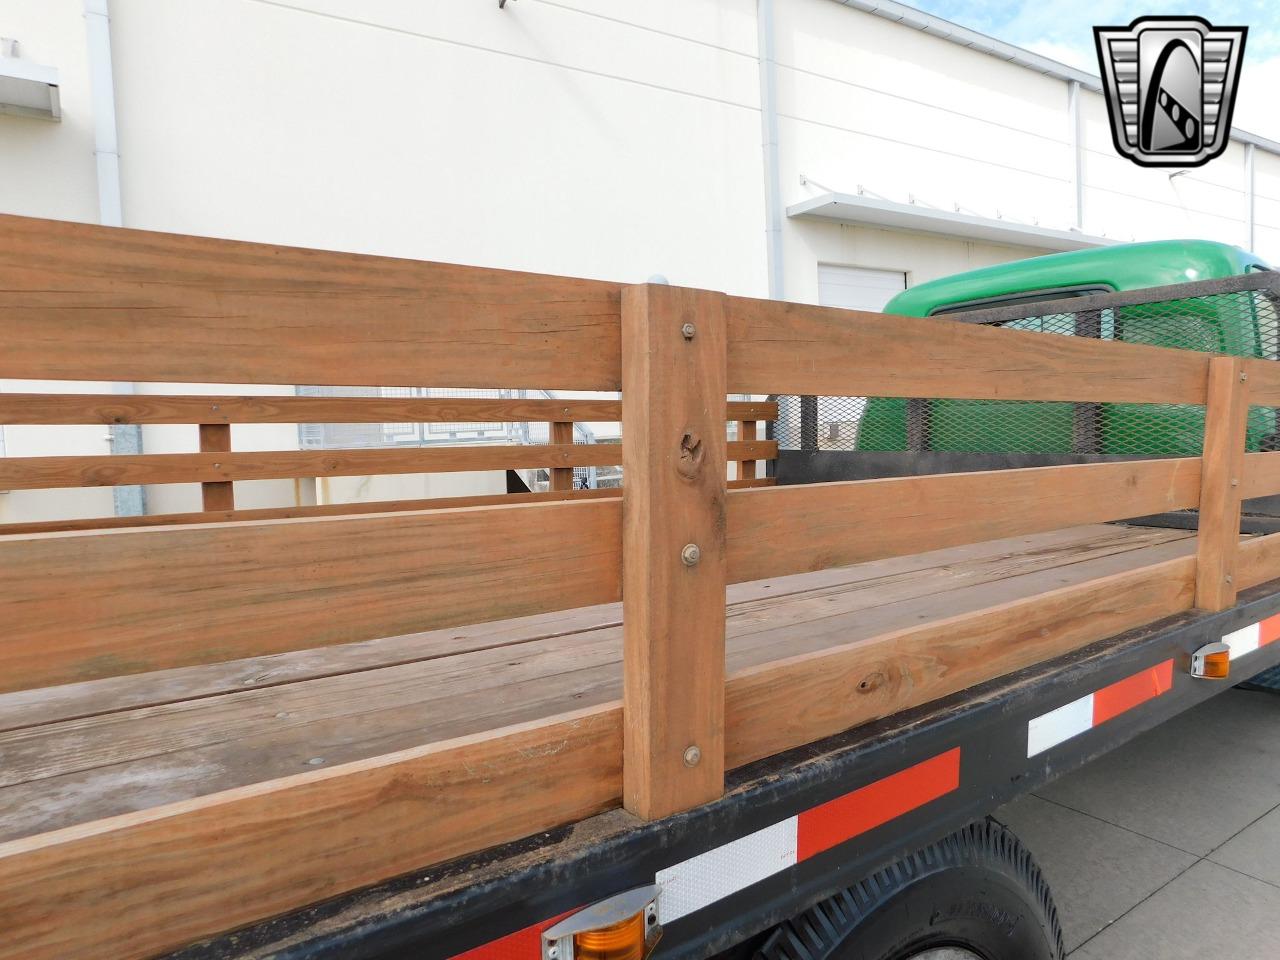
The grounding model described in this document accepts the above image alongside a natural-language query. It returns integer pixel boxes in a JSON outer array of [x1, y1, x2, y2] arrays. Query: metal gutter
[[787, 191, 1114, 251], [831, 0, 1280, 157]]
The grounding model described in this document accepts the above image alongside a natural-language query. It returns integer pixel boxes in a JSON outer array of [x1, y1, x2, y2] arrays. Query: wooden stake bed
[[0, 522, 1194, 843], [4, 216, 1280, 960]]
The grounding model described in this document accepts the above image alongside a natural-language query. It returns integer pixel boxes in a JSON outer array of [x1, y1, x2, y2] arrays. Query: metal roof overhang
[[0, 57, 60, 121], [788, 192, 1116, 251]]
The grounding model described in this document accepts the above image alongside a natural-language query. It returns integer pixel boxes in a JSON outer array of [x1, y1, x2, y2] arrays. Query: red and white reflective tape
[[1027, 660, 1174, 758], [451, 747, 961, 959], [1222, 613, 1280, 660]]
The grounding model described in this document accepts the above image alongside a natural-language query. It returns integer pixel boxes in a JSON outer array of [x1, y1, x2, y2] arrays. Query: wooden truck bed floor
[[0, 522, 1196, 844]]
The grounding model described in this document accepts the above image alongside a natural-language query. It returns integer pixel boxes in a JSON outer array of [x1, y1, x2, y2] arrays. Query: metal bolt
[[306, 757, 325, 766], [1231, 478, 1240, 487], [683, 745, 702, 767], [1226, 575, 1234, 584], [681, 322, 696, 340], [681, 543, 701, 566], [1241, 372, 1249, 382]]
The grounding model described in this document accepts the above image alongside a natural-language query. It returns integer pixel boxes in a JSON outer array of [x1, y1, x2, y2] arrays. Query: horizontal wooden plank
[[1243, 358, 1280, 406], [0, 551, 1191, 959], [1237, 531, 1280, 591], [0, 441, 775, 490], [0, 499, 623, 692], [1241, 451, 1280, 500], [0, 706, 623, 960], [0, 478, 770, 535], [725, 458, 1201, 584], [0, 394, 777, 426], [725, 294, 1210, 403], [725, 554, 1195, 766], [0, 214, 621, 390]]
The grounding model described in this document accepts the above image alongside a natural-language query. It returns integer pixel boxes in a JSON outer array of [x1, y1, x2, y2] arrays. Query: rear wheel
[[755, 819, 1063, 960]]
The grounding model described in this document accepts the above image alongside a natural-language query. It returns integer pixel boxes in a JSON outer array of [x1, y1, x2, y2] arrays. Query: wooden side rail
[[0, 214, 623, 390], [0, 456, 1201, 695], [0, 441, 775, 491], [725, 294, 1210, 402], [0, 394, 776, 425]]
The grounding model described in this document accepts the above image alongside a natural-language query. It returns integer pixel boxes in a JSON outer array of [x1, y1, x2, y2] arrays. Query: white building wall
[[4, 0, 1280, 523]]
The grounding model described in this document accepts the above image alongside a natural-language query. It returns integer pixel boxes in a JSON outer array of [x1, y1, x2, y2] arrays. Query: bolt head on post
[[681, 543, 701, 566], [681, 322, 696, 340], [683, 745, 702, 767]]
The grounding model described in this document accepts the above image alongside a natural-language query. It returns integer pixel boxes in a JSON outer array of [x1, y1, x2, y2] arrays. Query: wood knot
[[856, 671, 886, 694], [677, 431, 705, 480]]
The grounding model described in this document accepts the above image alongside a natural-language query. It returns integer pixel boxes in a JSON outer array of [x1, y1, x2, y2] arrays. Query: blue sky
[[906, 1, 1280, 138]]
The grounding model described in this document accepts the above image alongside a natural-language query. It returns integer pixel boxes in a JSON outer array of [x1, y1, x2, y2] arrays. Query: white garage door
[[818, 264, 906, 312]]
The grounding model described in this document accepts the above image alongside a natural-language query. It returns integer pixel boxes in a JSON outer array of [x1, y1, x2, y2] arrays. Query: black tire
[[755, 819, 1064, 960]]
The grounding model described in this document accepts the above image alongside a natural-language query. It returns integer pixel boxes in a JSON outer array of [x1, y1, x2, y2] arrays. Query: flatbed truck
[[2, 215, 1280, 960]]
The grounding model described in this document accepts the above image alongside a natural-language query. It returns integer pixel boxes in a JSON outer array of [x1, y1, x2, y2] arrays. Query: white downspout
[[83, 0, 122, 227], [1246, 142, 1257, 252], [757, 0, 785, 300], [84, 0, 144, 515], [1068, 79, 1083, 231]]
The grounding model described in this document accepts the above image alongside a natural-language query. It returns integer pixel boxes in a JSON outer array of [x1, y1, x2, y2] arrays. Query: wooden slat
[[0, 551, 1193, 960], [1194, 357, 1249, 610], [0, 394, 777, 426], [0, 499, 622, 692], [0, 706, 623, 960], [622, 284, 728, 819], [1237, 531, 1280, 591], [0, 479, 768, 536], [0, 441, 773, 490], [738, 419, 758, 481], [0, 214, 622, 390], [725, 555, 1195, 766], [725, 458, 1201, 584], [725, 294, 1210, 403], [1242, 357, 1280, 406], [549, 421, 575, 491], [1241, 451, 1280, 500], [198, 424, 234, 512]]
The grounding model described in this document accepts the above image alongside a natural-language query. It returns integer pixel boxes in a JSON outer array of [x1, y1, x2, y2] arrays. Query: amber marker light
[[1190, 640, 1231, 680], [542, 886, 660, 960]]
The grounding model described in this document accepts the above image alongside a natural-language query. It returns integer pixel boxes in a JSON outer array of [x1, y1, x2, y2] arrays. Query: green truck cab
[[858, 240, 1275, 457]]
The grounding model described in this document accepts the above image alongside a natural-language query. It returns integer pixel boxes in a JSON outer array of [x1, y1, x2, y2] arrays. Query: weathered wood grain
[[0, 394, 776, 425], [725, 458, 1202, 584], [1194, 357, 1249, 610], [0, 441, 773, 490], [621, 284, 727, 819], [0, 499, 622, 691], [726, 293, 1210, 402], [0, 214, 622, 390]]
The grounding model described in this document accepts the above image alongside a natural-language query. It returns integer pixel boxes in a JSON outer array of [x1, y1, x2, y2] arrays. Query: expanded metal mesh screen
[[774, 281, 1280, 458]]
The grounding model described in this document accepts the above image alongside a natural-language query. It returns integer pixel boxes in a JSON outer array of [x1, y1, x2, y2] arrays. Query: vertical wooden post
[[1195, 356, 1249, 610], [738, 419, 757, 481], [622, 283, 728, 820], [199, 423, 235, 512], [549, 420, 575, 491]]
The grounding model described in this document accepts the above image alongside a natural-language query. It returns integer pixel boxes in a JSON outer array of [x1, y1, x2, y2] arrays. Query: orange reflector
[[573, 911, 645, 960], [1200, 649, 1231, 679]]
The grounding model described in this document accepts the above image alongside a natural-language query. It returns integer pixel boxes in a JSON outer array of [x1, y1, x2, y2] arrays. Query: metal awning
[[788, 192, 1114, 252], [0, 55, 60, 121]]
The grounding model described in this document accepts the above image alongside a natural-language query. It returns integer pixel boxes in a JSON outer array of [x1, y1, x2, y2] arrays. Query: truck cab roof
[[885, 239, 1271, 318]]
